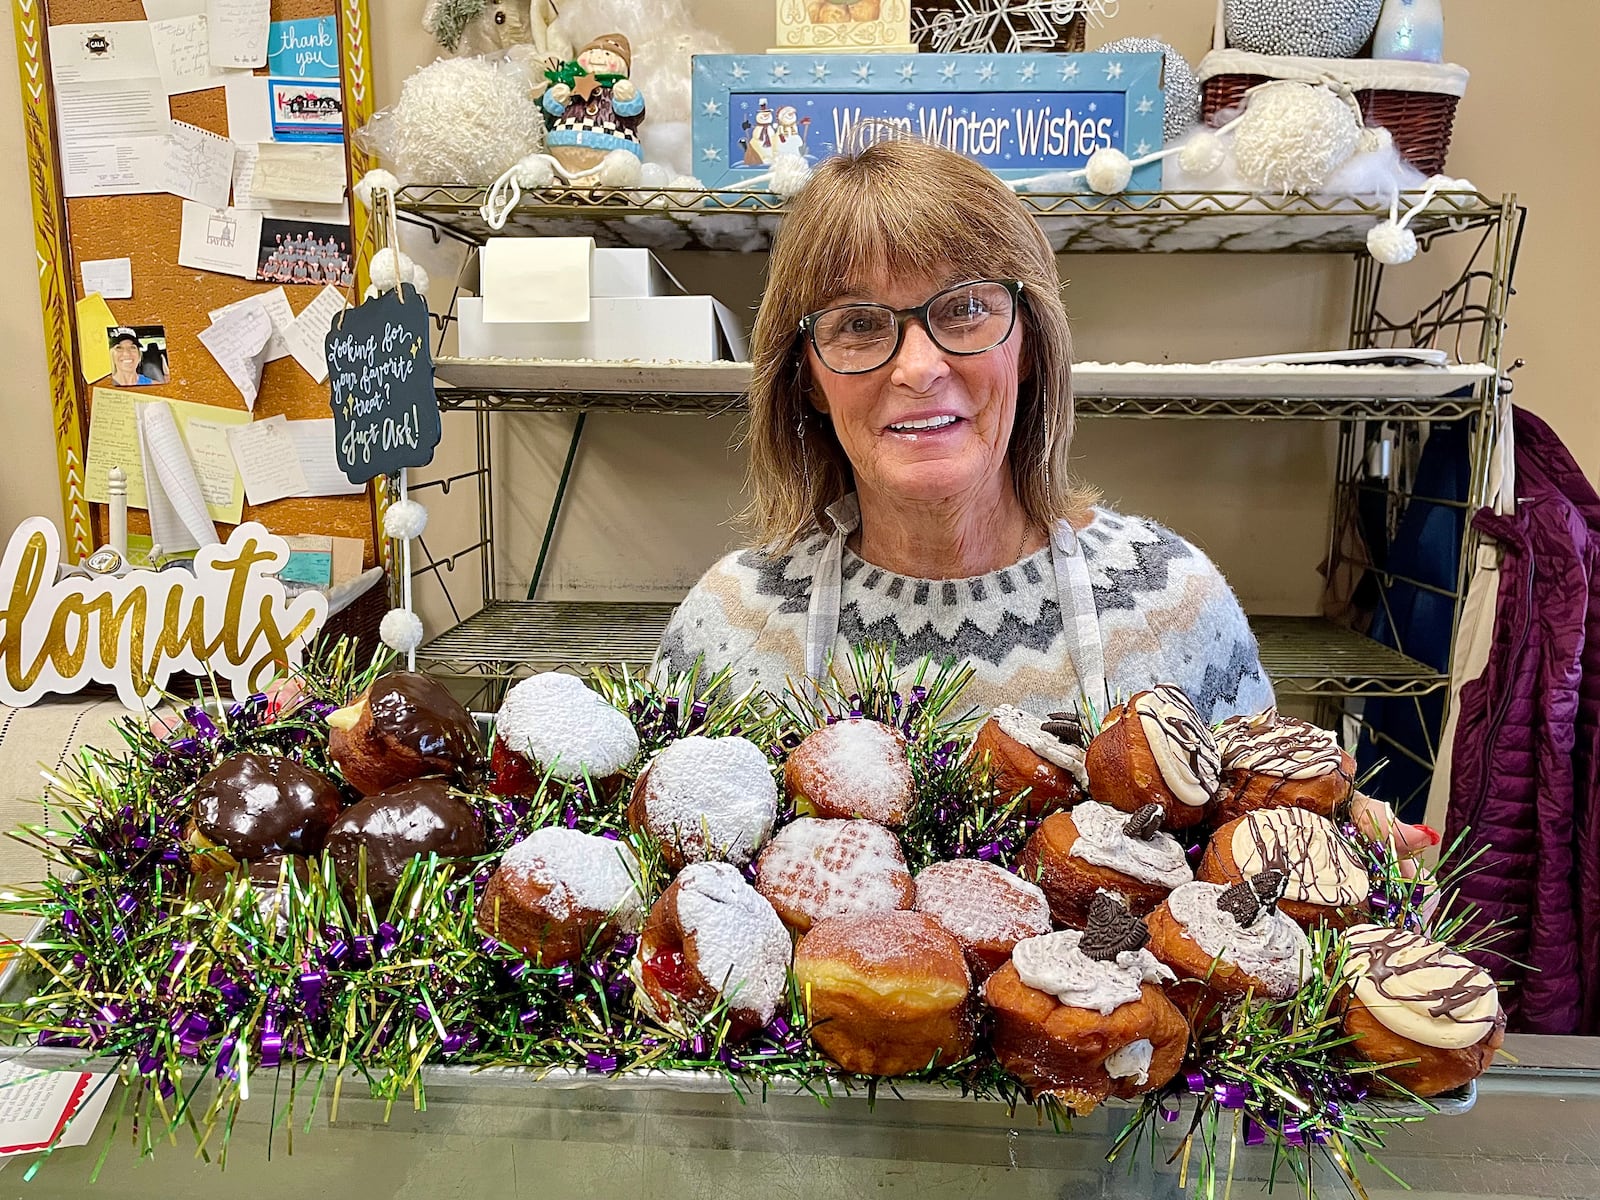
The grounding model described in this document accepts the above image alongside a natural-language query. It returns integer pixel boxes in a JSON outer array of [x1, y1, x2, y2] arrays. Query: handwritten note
[[198, 296, 272, 408], [162, 121, 235, 209], [140, 399, 220, 551], [207, 0, 271, 67], [82, 257, 134, 300], [326, 284, 442, 484], [285, 285, 348, 384], [227, 415, 310, 505], [85, 388, 250, 520], [178, 200, 263, 279], [211, 287, 293, 361], [286, 418, 363, 496], [150, 14, 234, 95], [251, 142, 347, 205]]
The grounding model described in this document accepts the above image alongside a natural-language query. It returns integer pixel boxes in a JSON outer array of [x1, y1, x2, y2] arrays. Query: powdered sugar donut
[[784, 718, 915, 827], [490, 672, 639, 797], [753, 817, 915, 933], [914, 859, 1052, 979], [631, 861, 792, 1033], [627, 735, 778, 871], [476, 827, 644, 964]]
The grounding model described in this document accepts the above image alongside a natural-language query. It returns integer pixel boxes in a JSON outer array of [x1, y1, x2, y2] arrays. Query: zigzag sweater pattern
[[656, 507, 1276, 724]]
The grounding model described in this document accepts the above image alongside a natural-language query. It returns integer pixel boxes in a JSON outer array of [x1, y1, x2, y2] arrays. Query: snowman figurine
[[541, 34, 645, 174], [422, 0, 566, 60]]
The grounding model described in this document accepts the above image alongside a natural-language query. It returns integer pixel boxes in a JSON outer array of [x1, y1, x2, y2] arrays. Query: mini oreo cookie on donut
[[1085, 685, 1220, 831], [1015, 801, 1192, 928], [1199, 808, 1369, 928], [969, 705, 1088, 817]]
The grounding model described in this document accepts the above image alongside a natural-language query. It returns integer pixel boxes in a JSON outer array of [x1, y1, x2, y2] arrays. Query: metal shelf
[[433, 359, 1493, 421], [416, 603, 1444, 697], [398, 186, 1503, 255]]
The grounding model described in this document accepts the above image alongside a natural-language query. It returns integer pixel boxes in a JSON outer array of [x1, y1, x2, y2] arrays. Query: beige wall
[[2, 2, 1595, 631]]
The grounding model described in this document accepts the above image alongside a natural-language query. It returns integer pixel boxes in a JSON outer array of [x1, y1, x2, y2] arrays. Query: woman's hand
[[1350, 790, 1443, 923]]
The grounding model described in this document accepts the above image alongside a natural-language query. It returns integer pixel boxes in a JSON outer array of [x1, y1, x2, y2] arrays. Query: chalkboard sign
[[325, 283, 442, 485]]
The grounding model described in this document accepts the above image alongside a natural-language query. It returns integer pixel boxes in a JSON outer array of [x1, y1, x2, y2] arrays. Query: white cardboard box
[[593, 248, 676, 298], [458, 295, 747, 363], [476, 241, 677, 313]]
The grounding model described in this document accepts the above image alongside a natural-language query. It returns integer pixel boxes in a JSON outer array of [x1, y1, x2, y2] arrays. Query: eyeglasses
[[798, 279, 1024, 375]]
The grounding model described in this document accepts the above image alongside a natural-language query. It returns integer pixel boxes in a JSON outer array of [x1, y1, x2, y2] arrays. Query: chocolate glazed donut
[[327, 671, 481, 796], [325, 777, 486, 909], [187, 752, 344, 872]]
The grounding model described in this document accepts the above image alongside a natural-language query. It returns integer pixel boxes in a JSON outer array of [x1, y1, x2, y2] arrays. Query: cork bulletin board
[[14, 0, 383, 568]]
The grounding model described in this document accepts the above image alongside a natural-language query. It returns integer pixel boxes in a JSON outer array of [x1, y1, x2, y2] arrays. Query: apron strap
[[1048, 521, 1108, 718], [804, 493, 860, 681]]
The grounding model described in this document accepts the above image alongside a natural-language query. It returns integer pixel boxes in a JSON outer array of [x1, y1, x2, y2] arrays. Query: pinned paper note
[[207, 0, 271, 67], [162, 120, 235, 208], [81, 258, 133, 300], [268, 17, 339, 79], [286, 418, 363, 496], [150, 14, 235, 95], [251, 142, 347, 205], [178, 200, 263, 279], [284, 285, 348, 383], [227, 415, 310, 505], [198, 296, 272, 408], [76, 294, 118, 383], [482, 237, 594, 323], [141, 399, 221, 551], [85, 388, 250, 520], [210, 287, 292, 361], [224, 73, 273, 143], [49, 22, 169, 198]]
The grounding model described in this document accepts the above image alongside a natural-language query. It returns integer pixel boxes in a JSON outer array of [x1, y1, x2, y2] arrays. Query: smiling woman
[[655, 138, 1273, 723]]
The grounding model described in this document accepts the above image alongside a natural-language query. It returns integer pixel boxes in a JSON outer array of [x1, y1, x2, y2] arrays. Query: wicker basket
[[1197, 50, 1468, 178]]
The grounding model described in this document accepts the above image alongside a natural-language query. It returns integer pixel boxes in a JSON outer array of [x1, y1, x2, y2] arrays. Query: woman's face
[[805, 269, 1024, 513], [111, 342, 141, 381]]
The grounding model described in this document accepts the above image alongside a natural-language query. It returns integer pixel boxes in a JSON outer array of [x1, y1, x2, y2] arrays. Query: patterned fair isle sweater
[[655, 507, 1276, 725]]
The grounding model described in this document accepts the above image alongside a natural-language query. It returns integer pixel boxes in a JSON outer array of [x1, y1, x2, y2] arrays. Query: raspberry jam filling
[[641, 945, 693, 999], [489, 736, 538, 798]]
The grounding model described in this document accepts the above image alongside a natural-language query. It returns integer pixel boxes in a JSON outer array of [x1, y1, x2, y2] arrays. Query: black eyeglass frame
[[796, 279, 1025, 376]]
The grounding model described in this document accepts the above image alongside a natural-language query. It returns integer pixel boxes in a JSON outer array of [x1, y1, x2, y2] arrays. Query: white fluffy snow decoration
[[1357, 125, 1393, 156], [361, 55, 546, 187], [1367, 220, 1418, 265], [1085, 147, 1134, 195], [596, 148, 643, 187], [769, 151, 813, 199], [638, 160, 672, 189], [380, 609, 425, 653], [353, 168, 400, 209], [1231, 82, 1361, 194], [666, 173, 703, 202], [1178, 129, 1228, 177], [546, 5, 727, 175], [369, 248, 415, 291], [383, 499, 430, 541]]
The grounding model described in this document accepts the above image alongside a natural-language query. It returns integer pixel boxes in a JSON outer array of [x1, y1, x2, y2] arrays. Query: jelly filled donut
[[476, 826, 644, 965], [627, 735, 778, 872], [784, 718, 915, 828]]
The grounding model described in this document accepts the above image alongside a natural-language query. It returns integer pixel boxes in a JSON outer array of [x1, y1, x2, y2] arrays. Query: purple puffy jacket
[[1445, 406, 1600, 1034]]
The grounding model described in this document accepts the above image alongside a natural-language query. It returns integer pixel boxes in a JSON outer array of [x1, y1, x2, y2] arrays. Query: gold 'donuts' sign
[[0, 518, 328, 710]]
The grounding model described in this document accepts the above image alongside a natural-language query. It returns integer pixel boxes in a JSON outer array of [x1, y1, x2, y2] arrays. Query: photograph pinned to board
[[257, 219, 352, 286], [268, 77, 342, 142], [107, 326, 168, 387]]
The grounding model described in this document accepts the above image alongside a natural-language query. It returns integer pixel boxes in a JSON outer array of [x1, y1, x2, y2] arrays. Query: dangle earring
[[797, 407, 813, 500]]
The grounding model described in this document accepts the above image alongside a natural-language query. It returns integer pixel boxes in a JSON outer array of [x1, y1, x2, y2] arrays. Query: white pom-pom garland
[[411, 264, 431, 297], [1367, 220, 1418, 265], [1178, 130, 1228, 177], [369, 247, 417, 292], [353, 168, 401, 209], [363, 285, 379, 302], [769, 152, 813, 199], [513, 153, 556, 189], [638, 161, 672, 189], [666, 174, 704, 204], [596, 149, 643, 188], [1084, 147, 1134, 195], [1232, 82, 1361, 194], [380, 608, 425, 654], [383, 499, 430, 541]]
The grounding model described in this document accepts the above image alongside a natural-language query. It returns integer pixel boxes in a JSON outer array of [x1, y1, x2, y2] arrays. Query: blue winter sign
[[693, 53, 1165, 190]]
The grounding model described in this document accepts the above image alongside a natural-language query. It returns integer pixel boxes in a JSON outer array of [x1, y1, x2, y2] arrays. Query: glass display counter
[[5, 1036, 1596, 1198]]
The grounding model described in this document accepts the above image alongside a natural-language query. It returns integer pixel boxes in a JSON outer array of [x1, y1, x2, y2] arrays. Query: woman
[[657, 138, 1273, 724], [108, 328, 154, 387]]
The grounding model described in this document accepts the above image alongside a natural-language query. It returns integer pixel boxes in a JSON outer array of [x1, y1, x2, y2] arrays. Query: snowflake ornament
[[911, 0, 1120, 55]]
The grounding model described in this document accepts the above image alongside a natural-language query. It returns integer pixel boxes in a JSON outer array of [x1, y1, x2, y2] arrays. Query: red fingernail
[[1418, 823, 1442, 846]]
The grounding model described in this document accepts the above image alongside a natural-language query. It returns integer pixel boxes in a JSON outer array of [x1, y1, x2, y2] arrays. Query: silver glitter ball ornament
[[1101, 37, 1200, 143], [1225, 0, 1383, 58]]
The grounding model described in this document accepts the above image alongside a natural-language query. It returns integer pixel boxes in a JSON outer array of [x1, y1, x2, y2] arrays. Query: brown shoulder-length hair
[[741, 135, 1097, 551]]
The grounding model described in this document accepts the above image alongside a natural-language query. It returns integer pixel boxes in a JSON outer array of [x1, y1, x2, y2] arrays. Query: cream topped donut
[[632, 861, 792, 1033], [627, 735, 778, 871], [1340, 924, 1505, 1097], [913, 859, 1052, 979], [490, 672, 639, 796], [1145, 875, 1313, 1023], [970, 704, 1088, 816], [1085, 685, 1220, 831], [983, 893, 1188, 1114], [1016, 802, 1191, 928], [753, 817, 915, 932], [476, 826, 644, 964], [1200, 808, 1369, 928], [784, 717, 915, 827], [1212, 708, 1355, 822]]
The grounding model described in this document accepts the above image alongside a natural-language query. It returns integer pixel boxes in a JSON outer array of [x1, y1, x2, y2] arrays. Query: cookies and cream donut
[[970, 705, 1089, 816], [1199, 808, 1369, 928], [1340, 924, 1505, 1097], [985, 894, 1187, 1114], [626, 735, 778, 871], [753, 817, 915, 933], [326, 670, 480, 796], [913, 859, 1052, 979], [489, 672, 639, 798], [186, 752, 344, 873], [632, 862, 792, 1034], [784, 718, 915, 827], [1085, 685, 1220, 831], [476, 827, 644, 965], [1145, 874, 1313, 1024], [1016, 802, 1192, 927], [1212, 708, 1355, 822], [794, 911, 975, 1076]]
